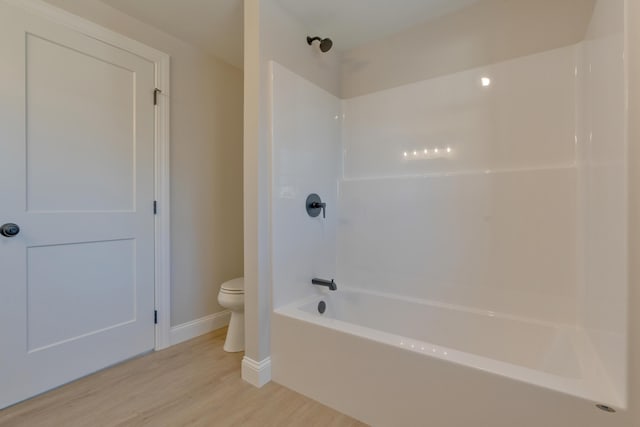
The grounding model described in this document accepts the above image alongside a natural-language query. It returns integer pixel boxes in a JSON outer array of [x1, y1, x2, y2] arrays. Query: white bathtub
[[272, 288, 630, 427]]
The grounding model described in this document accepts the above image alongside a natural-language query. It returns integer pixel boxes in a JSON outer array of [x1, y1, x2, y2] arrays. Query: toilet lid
[[221, 277, 244, 292]]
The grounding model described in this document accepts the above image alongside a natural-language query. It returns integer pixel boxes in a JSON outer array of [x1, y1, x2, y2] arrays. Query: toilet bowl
[[217, 277, 244, 352]]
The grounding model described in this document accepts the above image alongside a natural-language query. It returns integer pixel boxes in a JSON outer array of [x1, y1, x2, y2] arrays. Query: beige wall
[[243, 0, 341, 363], [42, 0, 244, 327], [258, 0, 341, 98], [340, 0, 595, 98], [627, 0, 640, 423], [243, 0, 263, 364]]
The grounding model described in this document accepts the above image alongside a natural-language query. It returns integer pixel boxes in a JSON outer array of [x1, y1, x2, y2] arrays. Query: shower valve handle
[[310, 201, 326, 218], [306, 194, 326, 218]]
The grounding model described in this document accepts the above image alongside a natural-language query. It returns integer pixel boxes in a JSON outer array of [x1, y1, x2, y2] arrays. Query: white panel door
[[0, 2, 156, 408]]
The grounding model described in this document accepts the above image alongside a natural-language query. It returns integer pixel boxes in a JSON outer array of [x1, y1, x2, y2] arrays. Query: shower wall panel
[[338, 46, 580, 324], [271, 62, 342, 309]]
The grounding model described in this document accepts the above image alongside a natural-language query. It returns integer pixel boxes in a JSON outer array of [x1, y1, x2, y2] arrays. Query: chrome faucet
[[311, 278, 337, 291]]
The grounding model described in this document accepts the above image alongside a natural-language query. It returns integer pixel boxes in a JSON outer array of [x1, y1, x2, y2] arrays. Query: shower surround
[[268, 1, 629, 425]]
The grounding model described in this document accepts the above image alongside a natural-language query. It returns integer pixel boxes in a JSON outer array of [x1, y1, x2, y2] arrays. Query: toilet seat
[[221, 277, 244, 293]]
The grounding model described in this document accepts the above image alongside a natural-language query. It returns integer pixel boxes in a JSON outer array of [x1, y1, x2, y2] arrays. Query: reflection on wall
[[403, 147, 454, 161]]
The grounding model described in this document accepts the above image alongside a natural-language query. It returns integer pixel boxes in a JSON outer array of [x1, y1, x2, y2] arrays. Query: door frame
[[4, 0, 172, 350]]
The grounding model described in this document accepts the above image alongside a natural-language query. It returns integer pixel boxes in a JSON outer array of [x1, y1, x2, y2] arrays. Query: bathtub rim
[[274, 287, 623, 409]]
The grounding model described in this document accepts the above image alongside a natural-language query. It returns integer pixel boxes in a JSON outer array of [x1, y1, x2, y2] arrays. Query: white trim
[[170, 311, 231, 346], [4, 0, 173, 350], [242, 356, 272, 387], [153, 54, 171, 350], [3, 0, 169, 62]]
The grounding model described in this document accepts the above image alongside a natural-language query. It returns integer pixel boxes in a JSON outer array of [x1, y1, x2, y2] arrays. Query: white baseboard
[[169, 310, 231, 346], [242, 356, 272, 387]]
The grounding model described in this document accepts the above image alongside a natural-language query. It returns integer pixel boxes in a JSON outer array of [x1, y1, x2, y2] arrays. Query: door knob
[[0, 223, 20, 237]]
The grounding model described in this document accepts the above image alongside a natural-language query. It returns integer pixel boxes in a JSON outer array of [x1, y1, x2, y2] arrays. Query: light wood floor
[[0, 328, 366, 427]]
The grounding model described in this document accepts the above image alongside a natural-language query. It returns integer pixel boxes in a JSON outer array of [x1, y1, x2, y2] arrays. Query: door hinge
[[153, 200, 158, 215], [153, 88, 162, 106], [154, 310, 158, 324]]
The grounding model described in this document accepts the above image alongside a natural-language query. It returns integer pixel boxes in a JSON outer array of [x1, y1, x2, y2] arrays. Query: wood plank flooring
[[0, 328, 366, 427]]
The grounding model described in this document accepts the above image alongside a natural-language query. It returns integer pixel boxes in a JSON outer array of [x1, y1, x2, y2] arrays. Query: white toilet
[[217, 277, 244, 352]]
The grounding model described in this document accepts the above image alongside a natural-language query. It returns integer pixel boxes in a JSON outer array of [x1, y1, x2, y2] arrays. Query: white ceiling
[[100, 0, 480, 69]]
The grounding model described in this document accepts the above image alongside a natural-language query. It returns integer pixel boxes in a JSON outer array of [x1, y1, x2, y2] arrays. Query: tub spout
[[312, 278, 337, 291]]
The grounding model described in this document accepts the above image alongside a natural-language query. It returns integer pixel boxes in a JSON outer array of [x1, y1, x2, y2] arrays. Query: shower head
[[307, 36, 333, 53]]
